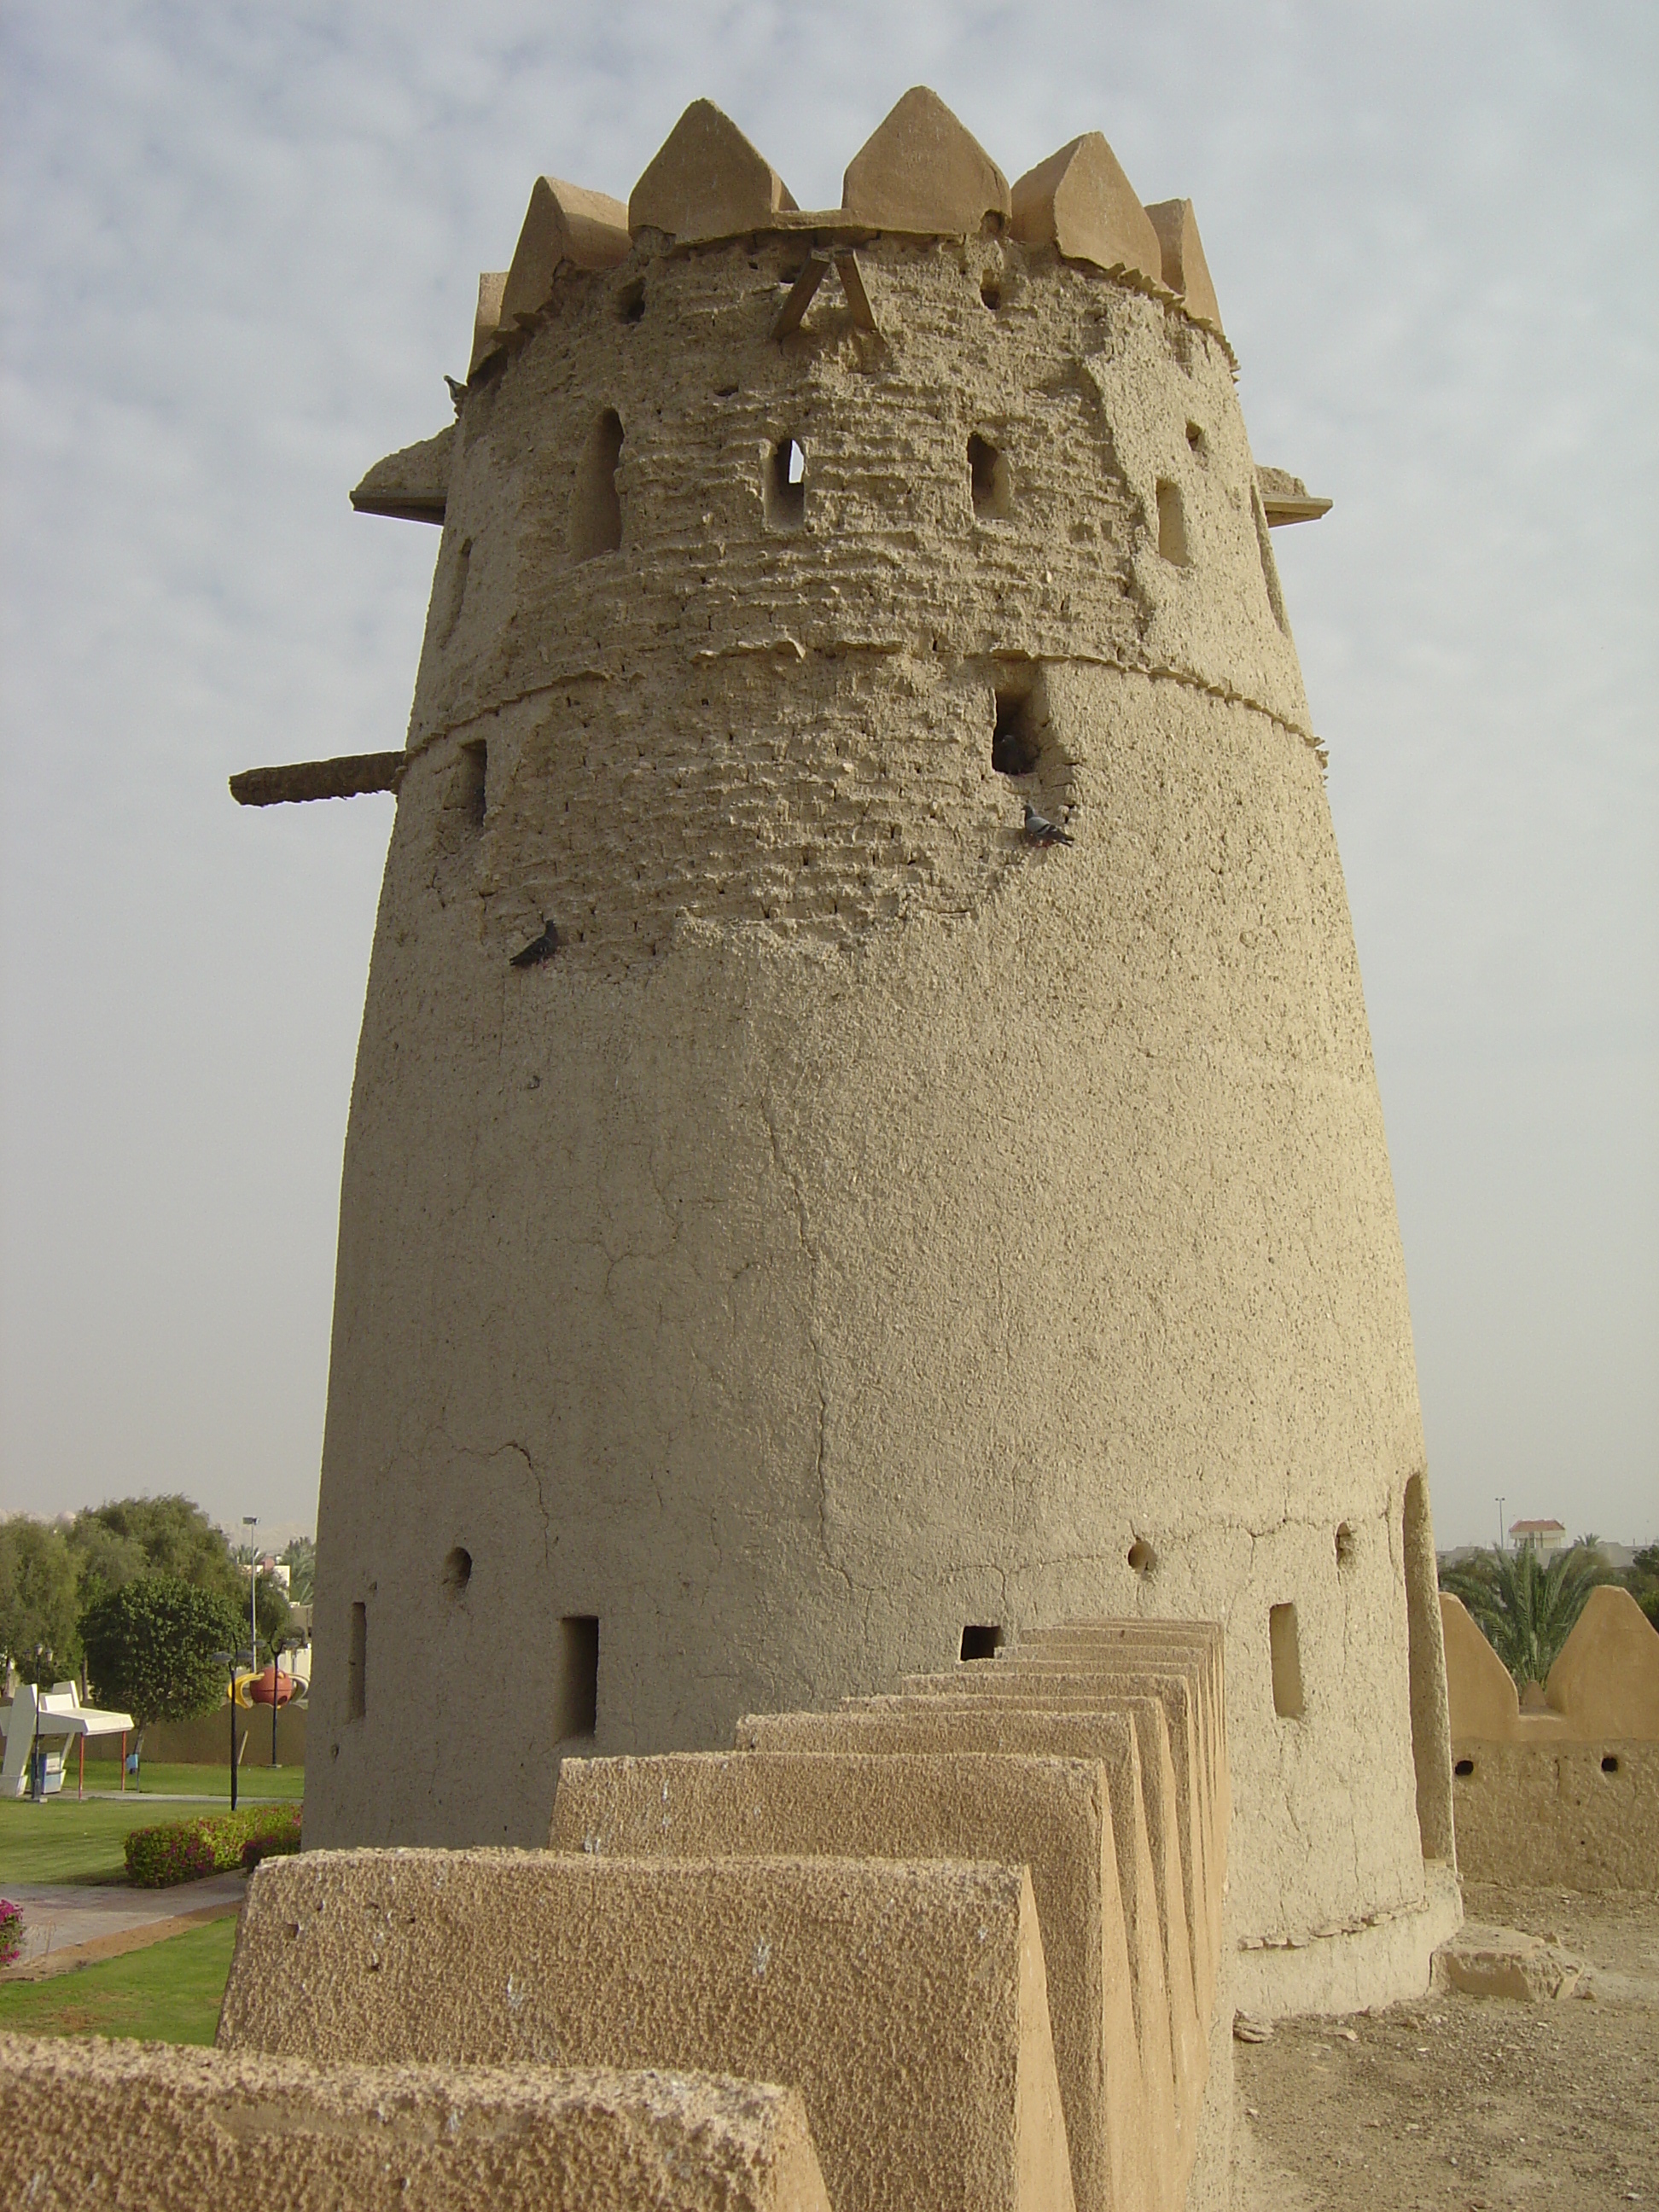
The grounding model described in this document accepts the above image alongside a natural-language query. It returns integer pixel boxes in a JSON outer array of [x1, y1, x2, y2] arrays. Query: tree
[[62, 1517, 148, 1610], [1626, 1544, 1659, 1632], [1440, 1540, 1611, 1690], [247, 1571, 292, 1653], [79, 1575, 244, 1728], [72, 1496, 244, 1608], [0, 1518, 83, 1685], [281, 1537, 316, 1606]]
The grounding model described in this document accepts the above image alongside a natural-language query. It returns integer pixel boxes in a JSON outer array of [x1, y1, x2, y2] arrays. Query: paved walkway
[[3, 1874, 246, 1977], [75, 1790, 294, 1804]]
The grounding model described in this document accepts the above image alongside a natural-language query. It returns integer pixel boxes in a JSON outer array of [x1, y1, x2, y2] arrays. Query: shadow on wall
[[1442, 1586, 1659, 1891]]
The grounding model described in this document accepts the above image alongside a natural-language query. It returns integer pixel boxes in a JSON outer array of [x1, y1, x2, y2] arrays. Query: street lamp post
[[1496, 1496, 1506, 1553], [242, 1515, 259, 1670], [212, 1649, 253, 1813]]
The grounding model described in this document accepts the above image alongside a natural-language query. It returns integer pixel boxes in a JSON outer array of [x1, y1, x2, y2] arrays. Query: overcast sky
[[2, 2, 1654, 1553]]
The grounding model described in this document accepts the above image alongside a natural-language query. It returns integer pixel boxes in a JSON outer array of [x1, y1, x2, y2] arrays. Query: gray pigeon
[[1022, 803, 1074, 847], [510, 919, 560, 968], [445, 374, 468, 413]]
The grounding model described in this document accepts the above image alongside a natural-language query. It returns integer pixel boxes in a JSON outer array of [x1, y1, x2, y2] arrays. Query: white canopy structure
[[1, 1681, 135, 1799]]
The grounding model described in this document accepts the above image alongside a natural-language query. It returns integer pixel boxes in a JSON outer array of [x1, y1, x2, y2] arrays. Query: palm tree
[[1440, 1540, 1610, 1691]]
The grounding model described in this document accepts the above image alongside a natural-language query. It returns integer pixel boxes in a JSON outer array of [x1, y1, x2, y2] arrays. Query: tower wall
[[308, 222, 1454, 2008]]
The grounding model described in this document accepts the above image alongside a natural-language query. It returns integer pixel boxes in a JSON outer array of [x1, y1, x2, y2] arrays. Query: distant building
[[1510, 1519, 1569, 1559]]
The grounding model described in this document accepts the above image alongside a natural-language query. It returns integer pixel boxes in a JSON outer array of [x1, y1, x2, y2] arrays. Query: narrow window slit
[[969, 434, 1011, 519], [765, 438, 805, 530], [1269, 1602, 1304, 1719], [556, 1615, 599, 1739], [347, 1602, 367, 1720], [1155, 479, 1189, 565], [570, 410, 624, 562], [992, 685, 1041, 777]]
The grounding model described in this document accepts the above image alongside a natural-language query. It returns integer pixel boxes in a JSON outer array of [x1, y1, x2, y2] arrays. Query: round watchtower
[[306, 90, 1458, 2014]]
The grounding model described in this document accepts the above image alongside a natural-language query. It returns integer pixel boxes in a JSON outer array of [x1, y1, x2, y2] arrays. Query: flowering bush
[[125, 1804, 301, 1889], [0, 1899, 22, 1969]]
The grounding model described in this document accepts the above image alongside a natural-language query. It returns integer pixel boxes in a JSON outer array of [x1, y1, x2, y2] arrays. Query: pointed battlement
[[463, 88, 1229, 372]]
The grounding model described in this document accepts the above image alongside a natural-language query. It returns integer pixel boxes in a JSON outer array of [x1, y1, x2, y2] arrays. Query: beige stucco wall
[[1450, 1742, 1659, 1892], [555, 1748, 1155, 2212], [220, 1848, 1074, 2212], [0, 2034, 831, 2212], [307, 164, 1449, 2011], [1442, 1586, 1659, 1891]]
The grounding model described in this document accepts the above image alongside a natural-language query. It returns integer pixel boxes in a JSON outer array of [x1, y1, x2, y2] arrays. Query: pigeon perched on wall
[[445, 374, 468, 414], [1022, 804, 1074, 847], [510, 919, 560, 967]]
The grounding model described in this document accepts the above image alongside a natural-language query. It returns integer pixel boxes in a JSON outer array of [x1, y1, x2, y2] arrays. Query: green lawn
[[0, 1918, 237, 2045], [86, 1761, 305, 1803], [0, 1770, 302, 1885]]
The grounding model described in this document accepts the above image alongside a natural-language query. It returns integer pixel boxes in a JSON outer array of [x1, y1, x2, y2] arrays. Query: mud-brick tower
[[305, 90, 1458, 2011]]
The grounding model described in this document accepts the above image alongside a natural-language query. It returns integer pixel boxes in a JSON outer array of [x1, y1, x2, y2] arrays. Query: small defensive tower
[[267, 89, 1458, 2013]]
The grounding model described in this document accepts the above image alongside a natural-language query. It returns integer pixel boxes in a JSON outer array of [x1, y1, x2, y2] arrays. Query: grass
[[0, 1917, 237, 2045], [84, 1761, 306, 1803], [0, 1768, 302, 1885]]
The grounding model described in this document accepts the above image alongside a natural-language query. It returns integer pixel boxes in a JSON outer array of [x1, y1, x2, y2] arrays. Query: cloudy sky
[[2, 1, 1654, 1552]]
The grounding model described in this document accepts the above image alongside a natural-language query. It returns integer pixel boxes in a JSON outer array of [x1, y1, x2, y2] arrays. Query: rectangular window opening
[[347, 1601, 367, 1720], [556, 1615, 599, 1739], [1269, 1602, 1304, 1719], [960, 1624, 1004, 1662]]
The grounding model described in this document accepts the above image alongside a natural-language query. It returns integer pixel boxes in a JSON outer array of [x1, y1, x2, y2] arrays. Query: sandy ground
[[1235, 1883, 1659, 2209]]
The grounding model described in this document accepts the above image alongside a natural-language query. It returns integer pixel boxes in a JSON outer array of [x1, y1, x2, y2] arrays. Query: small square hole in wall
[[556, 1615, 599, 1739], [765, 437, 805, 530], [1269, 1602, 1304, 1719], [960, 1625, 1004, 1661]]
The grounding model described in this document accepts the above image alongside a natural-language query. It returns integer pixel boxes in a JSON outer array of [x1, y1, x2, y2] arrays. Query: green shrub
[[124, 1804, 301, 1889], [241, 1824, 302, 1872]]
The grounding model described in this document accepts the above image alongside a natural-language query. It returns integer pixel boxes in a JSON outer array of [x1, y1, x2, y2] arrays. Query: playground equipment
[[234, 1661, 309, 1710], [0, 1683, 135, 1801]]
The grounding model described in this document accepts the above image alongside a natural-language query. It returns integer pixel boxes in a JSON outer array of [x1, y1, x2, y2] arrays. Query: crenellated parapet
[[468, 88, 1230, 381]]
